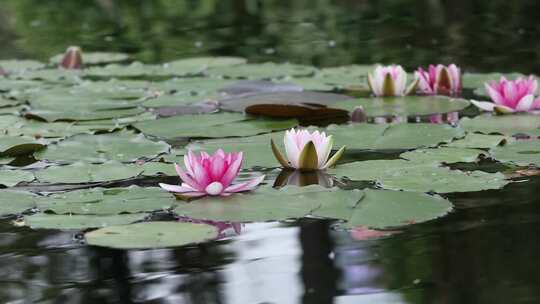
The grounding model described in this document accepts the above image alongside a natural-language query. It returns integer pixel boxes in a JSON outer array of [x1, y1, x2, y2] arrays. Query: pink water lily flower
[[271, 128, 346, 171], [159, 150, 265, 198], [367, 65, 418, 97], [470, 76, 540, 114], [60, 46, 83, 70], [416, 64, 461, 96]]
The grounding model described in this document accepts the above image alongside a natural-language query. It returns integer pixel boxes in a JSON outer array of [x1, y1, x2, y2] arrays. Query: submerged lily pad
[[134, 112, 297, 139], [329, 123, 464, 150], [37, 186, 176, 215], [328, 189, 452, 229], [207, 62, 317, 79], [22, 213, 146, 230], [460, 114, 540, 136], [447, 133, 508, 149], [333, 96, 470, 117], [400, 147, 486, 164], [174, 185, 362, 222], [330, 159, 508, 193], [85, 222, 219, 249], [490, 140, 540, 167], [218, 91, 352, 112], [36, 131, 170, 163], [0, 190, 37, 216], [0, 136, 45, 156], [0, 170, 35, 187]]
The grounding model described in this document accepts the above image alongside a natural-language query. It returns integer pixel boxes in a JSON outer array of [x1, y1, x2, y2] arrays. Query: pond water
[[1, 1, 540, 303]]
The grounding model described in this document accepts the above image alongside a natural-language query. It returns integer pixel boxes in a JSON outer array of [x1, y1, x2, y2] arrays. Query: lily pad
[[0, 96, 21, 108], [0, 170, 35, 187], [0, 79, 43, 93], [164, 57, 246, 75], [490, 140, 540, 167], [36, 131, 170, 163], [220, 80, 304, 95], [326, 189, 453, 229], [0, 136, 46, 156], [333, 96, 470, 117], [400, 147, 486, 164], [447, 133, 508, 149], [134, 112, 297, 139], [50, 52, 130, 65], [37, 186, 176, 215], [83, 62, 172, 78], [33, 161, 143, 184], [174, 185, 362, 222], [0, 60, 46, 72], [85, 222, 219, 249], [330, 159, 508, 193], [218, 91, 352, 112], [329, 123, 464, 150], [22, 213, 146, 230], [0, 190, 37, 216], [26, 107, 145, 122], [460, 114, 540, 136], [4, 118, 97, 138], [462, 72, 524, 90], [207, 62, 317, 79]]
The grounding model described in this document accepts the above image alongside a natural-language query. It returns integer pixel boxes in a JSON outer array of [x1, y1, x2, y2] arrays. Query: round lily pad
[[50, 52, 130, 65], [85, 222, 219, 249], [400, 147, 486, 164], [22, 213, 147, 230], [174, 185, 363, 222], [333, 96, 470, 117], [0, 136, 46, 156], [0, 60, 46, 72], [207, 62, 317, 79], [37, 186, 176, 215], [36, 131, 170, 163], [33, 161, 144, 184], [0, 170, 35, 187], [460, 114, 540, 136], [164, 57, 246, 75], [447, 133, 508, 149], [0, 190, 37, 216], [490, 140, 540, 167], [83, 62, 172, 78]]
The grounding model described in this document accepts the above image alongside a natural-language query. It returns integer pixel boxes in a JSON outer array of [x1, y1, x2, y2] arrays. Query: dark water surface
[[1, 1, 540, 303]]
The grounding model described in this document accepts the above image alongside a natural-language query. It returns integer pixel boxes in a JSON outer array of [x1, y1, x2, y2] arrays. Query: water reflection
[[273, 169, 334, 188]]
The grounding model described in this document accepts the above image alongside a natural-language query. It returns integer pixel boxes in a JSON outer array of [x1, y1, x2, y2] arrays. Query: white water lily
[[368, 65, 417, 97]]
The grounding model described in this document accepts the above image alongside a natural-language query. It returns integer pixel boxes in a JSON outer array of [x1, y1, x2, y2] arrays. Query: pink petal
[[219, 151, 243, 187], [159, 183, 198, 193], [209, 155, 226, 180], [224, 175, 265, 193], [191, 158, 212, 187], [485, 83, 506, 105], [175, 163, 203, 191]]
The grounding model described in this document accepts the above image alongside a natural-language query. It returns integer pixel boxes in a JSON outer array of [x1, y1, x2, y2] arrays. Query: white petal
[[515, 95, 535, 112], [470, 100, 496, 112]]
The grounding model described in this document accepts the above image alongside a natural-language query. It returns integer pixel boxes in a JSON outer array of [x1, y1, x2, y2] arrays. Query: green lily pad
[[462, 72, 524, 90], [0, 190, 37, 216], [0, 96, 21, 108], [85, 222, 219, 249], [490, 140, 540, 167], [4, 117, 97, 138], [447, 133, 508, 149], [400, 147, 486, 164], [174, 185, 362, 222], [26, 107, 145, 122], [0, 79, 43, 93], [22, 213, 146, 230], [37, 186, 176, 215], [207, 62, 317, 79], [0, 157, 15, 165], [36, 131, 170, 163], [319, 65, 374, 78], [134, 112, 297, 139], [329, 123, 464, 150], [0, 170, 35, 187], [0, 136, 46, 156], [333, 96, 470, 117], [164, 57, 246, 75], [50, 52, 130, 65], [83, 62, 172, 78], [13, 69, 82, 83], [330, 159, 508, 193], [34, 161, 144, 184], [0, 60, 46, 72], [219, 91, 352, 112], [324, 189, 453, 229], [460, 114, 540, 136], [141, 91, 221, 108]]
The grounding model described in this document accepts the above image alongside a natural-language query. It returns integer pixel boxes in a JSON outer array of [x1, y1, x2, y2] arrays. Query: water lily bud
[[368, 65, 418, 97], [350, 106, 367, 123], [60, 46, 83, 69], [0, 66, 6, 76], [416, 64, 461, 96]]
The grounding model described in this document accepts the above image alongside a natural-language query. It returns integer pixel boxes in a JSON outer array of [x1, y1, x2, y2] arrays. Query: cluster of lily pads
[[0, 46, 539, 249]]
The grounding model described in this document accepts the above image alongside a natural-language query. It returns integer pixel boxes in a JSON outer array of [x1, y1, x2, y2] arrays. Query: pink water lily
[[367, 65, 417, 97], [271, 128, 345, 171], [471, 76, 540, 114], [60, 46, 83, 70], [159, 150, 265, 198], [416, 64, 461, 96]]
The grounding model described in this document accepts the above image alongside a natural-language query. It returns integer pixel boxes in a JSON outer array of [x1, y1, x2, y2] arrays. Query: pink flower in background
[[416, 64, 461, 96], [60, 46, 83, 69], [271, 128, 345, 171], [159, 150, 265, 198], [367, 65, 417, 97], [471, 76, 540, 114]]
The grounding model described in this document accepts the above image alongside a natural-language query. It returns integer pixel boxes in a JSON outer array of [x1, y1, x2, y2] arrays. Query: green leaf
[[0, 170, 35, 187], [34, 161, 144, 184], [207, 62, 317, 79], [490, 140, 540, 167], [462, 72, 523, 90], [0, 136, 46, 156], [37, 186, 176, 215], [85, 222, 219, 249], [0, 190, 37, 216], [333, 96, 470, 117], [400, 147, 486, 164], [35, 131, 170, 163], [460, 114, 540, 136], [330, 159, 508, 193], [50, 52, 130, 65], [0, 60, 45, 72], [447, 133, 508, 149], [22, 213, 147, 230], [164, 56, 246, 75]]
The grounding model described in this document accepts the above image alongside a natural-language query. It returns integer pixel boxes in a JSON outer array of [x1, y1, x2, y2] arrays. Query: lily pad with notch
[[22, 213, 147, 230]]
